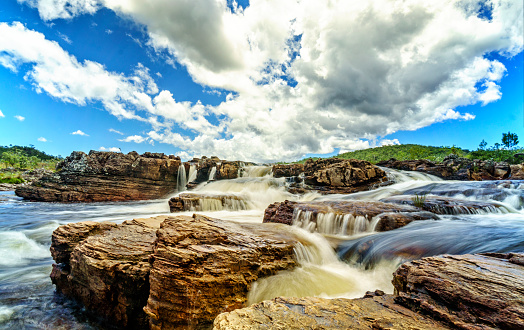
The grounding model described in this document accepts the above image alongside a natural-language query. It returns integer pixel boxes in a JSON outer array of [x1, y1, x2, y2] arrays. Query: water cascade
[[208, 166, 217, 181], [177, 164, 187, 192], [292, 209, 369, 236], [187, 164, 197, 183]]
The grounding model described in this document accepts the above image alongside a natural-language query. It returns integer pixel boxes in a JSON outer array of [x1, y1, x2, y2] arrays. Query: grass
[[0, 172, 25, 184]]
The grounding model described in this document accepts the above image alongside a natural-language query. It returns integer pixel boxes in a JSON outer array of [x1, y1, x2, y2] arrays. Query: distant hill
[[337, 144, 467, 163], [0, 145, 59, 161]]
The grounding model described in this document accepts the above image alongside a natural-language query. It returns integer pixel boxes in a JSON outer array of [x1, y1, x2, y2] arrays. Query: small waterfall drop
[[241, 165, 272, 178], [187, 164, 197, 183], [208, 166, 217, 181], [177, 164, 187, 192]]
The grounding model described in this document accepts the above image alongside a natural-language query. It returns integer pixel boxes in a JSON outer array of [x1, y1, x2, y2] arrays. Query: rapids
[[1, 165, 523, 328]]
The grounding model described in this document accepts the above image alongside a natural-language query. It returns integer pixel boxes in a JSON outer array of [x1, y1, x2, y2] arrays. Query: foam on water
[[0, 231, 50, 267]]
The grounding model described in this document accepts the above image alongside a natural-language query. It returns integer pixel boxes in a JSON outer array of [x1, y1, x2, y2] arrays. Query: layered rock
[[263, 200, 434, 234], [378, 155, 513, 181], [144, 215, 299, 329], [381, 195, 506, 214], [50, 217, 166, 328], [393, 253, 524, 329], [188, 156, 248, 185], [15, 151, 181, 202], [215, 253, 524, 330], [168, 193, 248, 212], [273, 158, 387, 194]]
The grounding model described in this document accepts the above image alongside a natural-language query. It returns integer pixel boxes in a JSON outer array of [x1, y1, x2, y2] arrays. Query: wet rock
[[381, 195, 506, 214], [50, 216, 166, 329], [15, 151, 181, 202], [213, 294, 450, 330], [393, 253, 524, 329], [510, 164, 524, 179], [373, 211, 439, 232], [272, 163, 304, 178], [144, 214, 299, 330], [168, 193, 247, 212], [263, 200, 418, 234]]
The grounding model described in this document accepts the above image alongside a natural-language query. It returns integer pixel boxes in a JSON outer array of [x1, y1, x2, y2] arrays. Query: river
[[0, 166, 523, 328]]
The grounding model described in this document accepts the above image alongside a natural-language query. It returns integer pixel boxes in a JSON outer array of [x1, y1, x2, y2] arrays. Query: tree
[[478, 139, 487, 150], [502, 132, 519, 149], [1, 151, 19, 168]]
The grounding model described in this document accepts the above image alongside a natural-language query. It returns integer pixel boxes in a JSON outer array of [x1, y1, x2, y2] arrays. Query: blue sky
[[0, 0, 522, 162]]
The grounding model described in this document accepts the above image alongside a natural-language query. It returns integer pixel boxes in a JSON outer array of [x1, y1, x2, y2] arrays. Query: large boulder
[[144, 215, 299, 329], [15, 151, 181, 202]]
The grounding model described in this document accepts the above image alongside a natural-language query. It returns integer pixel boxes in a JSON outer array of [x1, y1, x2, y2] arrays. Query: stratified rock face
[[144, 215, 299, 330], [273, 158, 387, 194], [393, 253, 524, 329], [263, 200, 422, 234], [381, 195, 505, 214], [168, 193, 247, 212], [50, 217, 165, 329], [213, 294, 450, 330], [378, 155, 512, 181], [15, 151, 181, 202], [190, 156, 247, 184], [511, 164, 524, 179]]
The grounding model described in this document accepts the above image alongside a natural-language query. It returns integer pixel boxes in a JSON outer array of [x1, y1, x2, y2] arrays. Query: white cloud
[[71, 129, 89, 136], [105, 29, 113, 34], [109, 128, 124, 135], [14, 115, 25, 121], [4, 1, 524, 162], [119, 135, 146, 143], [0, 110, 4, 117], [99, 146, 121, 152], [37, 137, 47, 142]]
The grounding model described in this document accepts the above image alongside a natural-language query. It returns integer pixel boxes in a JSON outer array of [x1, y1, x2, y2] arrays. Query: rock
[[510, 164, 524, 179], [168, 193, 248, 212], [272, 163, 304, 178], [378, 156, 512, 181], [381, 195, 506, 214], [15, 151, 181, 202], [393, 253, 524, 329], [263, 200, 419, 234], [213, 294, 449, 330], [144, 215, 299, 330], [50, 216, 166, 329], [373, 211, 439, 232]]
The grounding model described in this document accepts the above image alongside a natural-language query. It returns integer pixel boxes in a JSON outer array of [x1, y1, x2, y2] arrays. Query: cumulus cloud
[[5, 1, 524, 162], [14, 115, 25, 121], [37, 137, 47, 142], [109, 128, 124, 135], [71, 130, 89, 136], [119, 135, 146, 143], [0, 110, 4, 118], [99, 146, 121, 152]]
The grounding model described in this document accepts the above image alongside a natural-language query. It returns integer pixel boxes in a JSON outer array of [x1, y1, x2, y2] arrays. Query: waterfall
[[241, 166, 272, 178], [177, 164, 187, 192], [208, 166, 217, 181], [292, 209, 369, 236], [187, 164, 198, 183]]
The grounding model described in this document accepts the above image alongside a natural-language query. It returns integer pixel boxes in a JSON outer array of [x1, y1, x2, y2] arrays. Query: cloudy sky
[[0, 0, 522, 162]]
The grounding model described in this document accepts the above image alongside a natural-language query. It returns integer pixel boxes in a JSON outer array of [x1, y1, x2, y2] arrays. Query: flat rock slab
[[213, 294, 450, 329], [144, 215, 300, 330], [393, 253, 524, 329]]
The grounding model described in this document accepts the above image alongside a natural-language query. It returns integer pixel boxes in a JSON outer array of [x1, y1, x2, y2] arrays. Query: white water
[[187, 164, 198, 183], [208, 166, 217, 181], [177, 164, 187, 192]]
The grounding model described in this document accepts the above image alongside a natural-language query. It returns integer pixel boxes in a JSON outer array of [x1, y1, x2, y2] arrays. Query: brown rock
[[381, 195, 505, 214], [50, 216, 166, 328], [144, 214, 299, 330], [168, 193, 247, 212], [15, 151, 181, 202], [272, 163, 305, 178], [393, 253, 524, 329], [510, 164, 524, 179], [213, 294, 450, 330], [373, 211, 439, 232]]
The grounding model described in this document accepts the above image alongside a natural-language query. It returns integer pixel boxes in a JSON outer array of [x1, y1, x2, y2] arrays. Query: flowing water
[[1, 166, 523, 328]]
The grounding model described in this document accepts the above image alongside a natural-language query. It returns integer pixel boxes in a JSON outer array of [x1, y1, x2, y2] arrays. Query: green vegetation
[[0, 145, 61, 170], [337, 144, 468, 163]]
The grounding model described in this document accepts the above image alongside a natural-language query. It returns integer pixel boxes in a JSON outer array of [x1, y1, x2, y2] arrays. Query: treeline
[[336, 132, 523, 164], [0, 145, 61, 170]]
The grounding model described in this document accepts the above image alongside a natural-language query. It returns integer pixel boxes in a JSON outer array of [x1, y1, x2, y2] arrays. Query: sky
[[0, 0, 522, 162]]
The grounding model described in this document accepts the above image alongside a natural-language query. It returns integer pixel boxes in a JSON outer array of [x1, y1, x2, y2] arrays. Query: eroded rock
[[16, 151, 181, 202], [144, 215, 299, 330], [381, 195, 506, 214]]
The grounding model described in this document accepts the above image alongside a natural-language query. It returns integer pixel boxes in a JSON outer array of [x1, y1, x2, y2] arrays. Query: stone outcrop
[[144, 215, 299, 329], [378, 155, 513, 181], [393, 253, 524, 329], [510, 164, 524, 179], [381, 195, 506, 214], [50, 217, 165, 328], [188, 157, 248, 185], [273, 158, 387, 194], [168, 193, 247, 212], [215, 253, 524, 330], [15, 151, 181, 202], [50, 215, 299, 329], [263, 200, 436, 234]]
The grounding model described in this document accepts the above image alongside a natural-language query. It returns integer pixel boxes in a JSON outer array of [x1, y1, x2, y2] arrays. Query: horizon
[[0, 0, 522, 163]]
